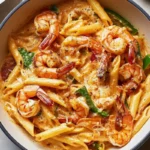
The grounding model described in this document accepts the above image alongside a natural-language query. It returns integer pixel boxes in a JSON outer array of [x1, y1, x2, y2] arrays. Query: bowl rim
[[0, 0, 29, 30], [0, 0, 150, 150], [128, 0, 150, 21]]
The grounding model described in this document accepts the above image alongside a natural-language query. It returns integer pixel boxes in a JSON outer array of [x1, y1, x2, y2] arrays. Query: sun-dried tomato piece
[[1, 55, 16, 81]]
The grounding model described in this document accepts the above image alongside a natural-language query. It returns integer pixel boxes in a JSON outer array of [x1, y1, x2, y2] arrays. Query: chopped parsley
[[18, 48, 34, 68]]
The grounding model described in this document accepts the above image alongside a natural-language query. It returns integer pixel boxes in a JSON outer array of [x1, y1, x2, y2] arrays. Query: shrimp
[[119, 63, 145, 93], [70, 97, 89, 123], [107, 97, 133, 147], [16, 85, 53, 118], [100, 25, 138, 63], [34, 11, 59, 50], [58, 96, 89, 124], [34, 51, 75, 79], [62, 36, 102, 55]]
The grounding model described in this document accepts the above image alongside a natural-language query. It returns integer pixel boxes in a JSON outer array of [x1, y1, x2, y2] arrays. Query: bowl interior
[[0, 0, 150, 149]]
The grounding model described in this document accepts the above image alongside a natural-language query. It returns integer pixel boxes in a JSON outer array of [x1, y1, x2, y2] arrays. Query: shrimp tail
[[57, 62, 75, 77], [39, 35, 50, 50], [37, 89, 54, 106], [39, 34, 56, 50]]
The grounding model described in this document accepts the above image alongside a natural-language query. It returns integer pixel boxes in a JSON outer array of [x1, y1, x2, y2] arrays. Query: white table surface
[[0, 0, 150, 150]]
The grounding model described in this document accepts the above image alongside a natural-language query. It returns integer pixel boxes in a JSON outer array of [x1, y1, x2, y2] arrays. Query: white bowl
[[0, 0, 150, 150]]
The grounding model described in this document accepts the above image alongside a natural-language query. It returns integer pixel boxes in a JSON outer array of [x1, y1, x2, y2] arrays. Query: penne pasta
[[43, 138, 68, 150], [138, 75, 150, 113], [24, 77, 68, 89], [9, 96, 16, 106], [8, 37, 22, 65], [41, 104, 60, 127], [129, 89, 143, 118], [87, 0, 112, 26], [53, 135, 88, 150], [35, 124, 74, 141], [75, 23, 102, 35], [109, 55, 121, 95], [60, 20, 86, 36], [80, 62, 94, 76], [70, 68, 83, 83], [3, 81, 24, 96], [47, 90, 67, 107], [33, 104, 58, 131], [5, 102, 34, 136], [41, 104, 56, 120], [4, 65, 21, 86], [133, 106, 150, 135], [66, 127, 85, 134], [78, 131, 93, 143]]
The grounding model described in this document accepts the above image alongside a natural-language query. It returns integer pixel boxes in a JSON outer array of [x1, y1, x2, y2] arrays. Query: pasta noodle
[[53, 135, 88, 150], [138, 75, 150, 113], [109, 55, 120, 95], [87, 0, 112, 26], [74, 23, 102, 35], [47, 90, 67, 107], [129, 89, 143, 118], [35, 123, 74, 141], [133, 106, 150, 135], [24, 77, 68, 89], [5, 102, 34, 136], [60, 20, 86, 36], [4, 82, 24, 96], [70, 68, 83, 83], [8, 37, 22, 64], [0, 0, 149, 150], [4, 65, 21, 86]]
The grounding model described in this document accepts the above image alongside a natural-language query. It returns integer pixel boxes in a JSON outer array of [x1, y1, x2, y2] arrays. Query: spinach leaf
[[50, 5, 59, 14], [143, 54, 150, 69], [76, 86, 109, 117]]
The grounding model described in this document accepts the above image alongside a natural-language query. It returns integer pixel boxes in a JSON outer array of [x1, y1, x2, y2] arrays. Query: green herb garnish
[[143, 54, 150, 69], [92, 142, 100, 150], [50, 5, 59, 14], [136, 41, 142, 58], [18, 48, 34, 68], [124, 99, 129, 109], [67, 75, 74, 80], [36, 109, 42, 117], [67, 75, 78, 84], [76, 86, 109, 117], [105, 8, 138, 35]]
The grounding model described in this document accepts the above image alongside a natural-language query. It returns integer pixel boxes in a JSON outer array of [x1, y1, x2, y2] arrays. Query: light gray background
[[0, 0, 150, 149]]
